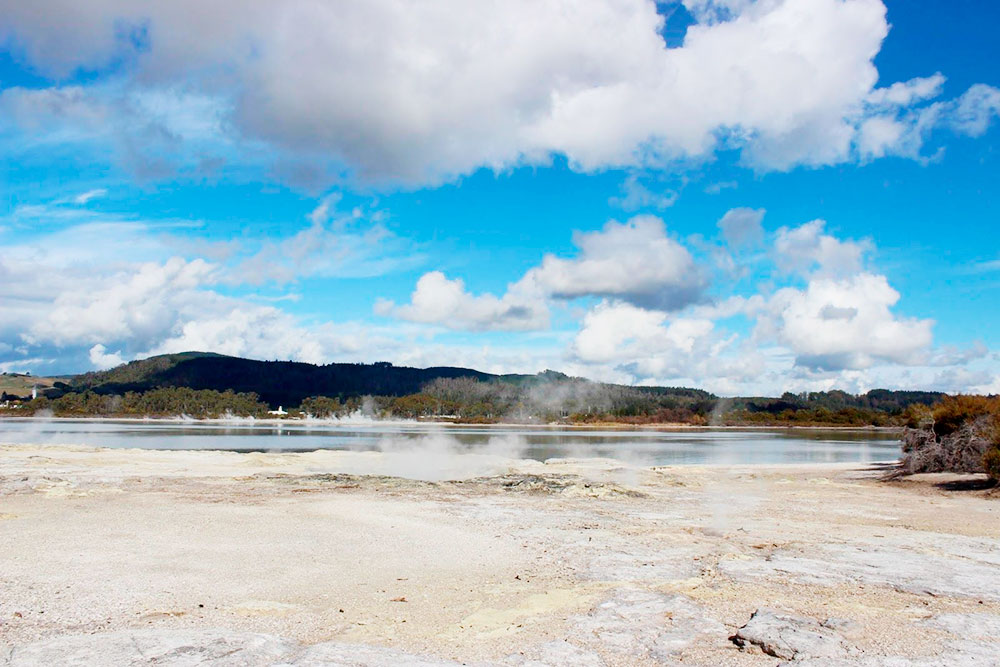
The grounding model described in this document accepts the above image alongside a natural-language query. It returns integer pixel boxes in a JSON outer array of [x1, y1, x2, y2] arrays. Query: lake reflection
[[0, 419, 901, 466]]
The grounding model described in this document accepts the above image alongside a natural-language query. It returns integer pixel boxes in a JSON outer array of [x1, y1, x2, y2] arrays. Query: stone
[[731, 608, 851, 661], [570, 589, 722, 662]]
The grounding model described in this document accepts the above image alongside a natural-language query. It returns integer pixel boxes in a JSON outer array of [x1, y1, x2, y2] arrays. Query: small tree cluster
[[896, 395, 1000, 479], [17, 387, 269, 419]]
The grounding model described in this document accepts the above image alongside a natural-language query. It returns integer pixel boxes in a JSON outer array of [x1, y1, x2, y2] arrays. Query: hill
[[71, 352, 507, 407], [62, 352, 714, 415]]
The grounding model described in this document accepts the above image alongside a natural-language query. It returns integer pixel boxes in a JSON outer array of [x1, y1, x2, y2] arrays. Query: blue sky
[[0, 0, 998, 396]]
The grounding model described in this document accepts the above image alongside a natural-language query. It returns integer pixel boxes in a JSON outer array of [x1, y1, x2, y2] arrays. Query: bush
[[895, 395, 1000, 477], [930, 395, 1000, 438], [984, 447, 1000, 481]]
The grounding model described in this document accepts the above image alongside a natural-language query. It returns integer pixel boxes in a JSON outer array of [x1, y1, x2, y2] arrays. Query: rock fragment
[[731, 608, 852, 661]]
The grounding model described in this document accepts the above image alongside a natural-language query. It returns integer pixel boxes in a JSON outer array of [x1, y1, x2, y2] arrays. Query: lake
[[0, 419, 901, 466]]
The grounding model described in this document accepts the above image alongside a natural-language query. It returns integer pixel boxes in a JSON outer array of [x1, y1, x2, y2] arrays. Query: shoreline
[[0, 414, 903, 433], [0, 443, 902, 470]]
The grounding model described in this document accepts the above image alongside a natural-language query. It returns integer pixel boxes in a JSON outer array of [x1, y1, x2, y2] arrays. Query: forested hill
[[71, 352, 512, 406]]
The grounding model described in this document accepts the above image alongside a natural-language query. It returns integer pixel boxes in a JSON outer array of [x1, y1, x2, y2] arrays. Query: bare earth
[[1, 445, 998, 666]]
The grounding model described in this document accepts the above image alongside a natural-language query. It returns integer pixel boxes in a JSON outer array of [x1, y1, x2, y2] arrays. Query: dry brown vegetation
[[896, 395, 1000, 481]]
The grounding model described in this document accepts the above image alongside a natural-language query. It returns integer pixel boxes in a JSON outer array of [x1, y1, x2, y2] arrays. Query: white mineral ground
[[1, 445, 998, 666]]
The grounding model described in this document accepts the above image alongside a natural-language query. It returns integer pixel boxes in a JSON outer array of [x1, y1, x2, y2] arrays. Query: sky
[[0, 0, 998, 396]]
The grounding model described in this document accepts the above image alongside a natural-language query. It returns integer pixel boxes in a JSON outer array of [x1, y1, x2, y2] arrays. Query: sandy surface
[[1, 445, 998, 666]]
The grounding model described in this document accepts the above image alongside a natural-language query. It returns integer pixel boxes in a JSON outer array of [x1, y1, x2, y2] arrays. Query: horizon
[[2, 0, 999, 396]]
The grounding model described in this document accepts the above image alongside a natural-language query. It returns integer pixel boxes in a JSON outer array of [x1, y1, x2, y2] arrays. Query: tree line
[[0, 377, 950, 427]]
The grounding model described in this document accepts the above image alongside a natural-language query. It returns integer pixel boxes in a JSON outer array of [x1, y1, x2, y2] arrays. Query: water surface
[[0, 419, 900, 466]]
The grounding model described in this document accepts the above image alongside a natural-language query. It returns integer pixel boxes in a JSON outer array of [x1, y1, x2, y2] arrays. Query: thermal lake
[[0, 419, 900, 466]]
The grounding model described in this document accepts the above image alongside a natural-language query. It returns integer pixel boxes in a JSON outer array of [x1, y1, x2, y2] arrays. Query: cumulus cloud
[[25, 257, 218, 348], [1, 0, 995, 186], [384, 215, 706, 329], [527, 216, 706, 310], [761, 273, 934, 370], [569, 300, 767, 390], [572, 301, 711, 364], [773, 220, 871, 277], [146, 305, 376, 365], [88, 344, 124, 370], [375, 272, 548, 332], [5, 245, 404, 370]]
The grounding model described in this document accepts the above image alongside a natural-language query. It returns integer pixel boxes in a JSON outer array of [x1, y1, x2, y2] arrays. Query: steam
[[301, 409, 414, 426], [0, 414, 57, 445], [709, 398, 732, 427], [330, 431, 533, 481]]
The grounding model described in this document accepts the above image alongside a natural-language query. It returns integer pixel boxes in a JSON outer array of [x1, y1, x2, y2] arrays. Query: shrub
[[930, 395, 1000, 438], [984, 447, 1000, 481], [895, 395, 1000, 477]]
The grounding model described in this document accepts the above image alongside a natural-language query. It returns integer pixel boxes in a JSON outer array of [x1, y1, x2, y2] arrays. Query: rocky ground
[[1, 445, 998, 666]]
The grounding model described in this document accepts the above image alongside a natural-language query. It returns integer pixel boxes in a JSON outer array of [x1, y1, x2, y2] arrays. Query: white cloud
[[88, 343, 124, 370], [572, 301, 711, 364], [7, 245, 409, 371], [527, 216, 706, 310], [948, 84, 1000, 137], [569, 300, 767, 391], [25, 257, 218, 348], [383, 215, 706, 330], [773, 220, 870, 277], [146, 306, 370, 365], [376, 271, 548, 332], [856, 115, 909, 160], [865, 73, 946, 108], [761, 273, 934, 371], [717, 207, 765, 248], [609, 173, 678, 211], [2, 0, 994, 186], [857, 80, 1000, 161], [73, 188, 108, 205]]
